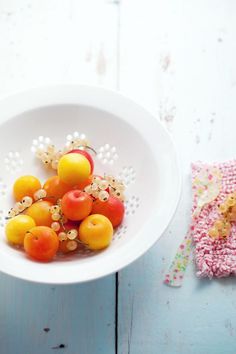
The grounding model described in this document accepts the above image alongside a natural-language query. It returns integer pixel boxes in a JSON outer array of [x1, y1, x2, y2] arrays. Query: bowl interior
[[0, 87, 180, 283]]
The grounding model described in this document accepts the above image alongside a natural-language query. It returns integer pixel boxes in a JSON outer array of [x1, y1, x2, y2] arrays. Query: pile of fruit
[[5, 142, 125, 262]]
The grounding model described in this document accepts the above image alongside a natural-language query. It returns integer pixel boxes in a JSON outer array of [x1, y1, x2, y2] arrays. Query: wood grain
[[0, 1, 119, 353], [1, 0, 236, 353], [118, 1, 236, 353], [0, 274, 115, 354]]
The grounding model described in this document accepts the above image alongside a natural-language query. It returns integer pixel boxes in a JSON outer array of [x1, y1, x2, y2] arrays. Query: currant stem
[[77, 145, 97, 155], [59, 218, 66, 231], [6, 208, 26, 219], [75, 238, 89, 247]]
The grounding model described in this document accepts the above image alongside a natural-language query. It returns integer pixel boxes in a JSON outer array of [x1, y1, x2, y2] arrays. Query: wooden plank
[[0, 274, 115, 354], [0, 0, 118, 96], [0, 1, 119, 353], [118, 1, 236, 353]]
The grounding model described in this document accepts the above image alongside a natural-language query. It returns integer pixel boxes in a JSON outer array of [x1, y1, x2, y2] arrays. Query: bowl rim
[[0, 85, 182, 284]]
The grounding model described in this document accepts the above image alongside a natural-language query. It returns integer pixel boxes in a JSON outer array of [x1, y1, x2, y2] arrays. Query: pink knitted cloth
[[191, 160, 236, 278]]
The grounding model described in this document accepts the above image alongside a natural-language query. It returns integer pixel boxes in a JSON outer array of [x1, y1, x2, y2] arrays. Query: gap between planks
[[115, 1, 121, 353]]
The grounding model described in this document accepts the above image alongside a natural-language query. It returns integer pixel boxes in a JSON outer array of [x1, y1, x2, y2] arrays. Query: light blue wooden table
[[1, 1, 236, 353]]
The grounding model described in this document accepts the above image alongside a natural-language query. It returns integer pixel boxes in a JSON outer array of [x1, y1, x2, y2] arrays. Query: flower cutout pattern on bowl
[[31, 136, 51, 153], [0, 210, 6, 228], [118, 166, 136, 186], [4, 152, 23, 173], [113, 224, 128, 241], [125, 196, 140, 216], [97, 144, 118, 165], [0, 178, 7, 197]]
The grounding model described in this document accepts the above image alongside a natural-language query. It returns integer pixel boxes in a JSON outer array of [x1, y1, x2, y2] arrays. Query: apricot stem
[[26, 230, 38, 240]]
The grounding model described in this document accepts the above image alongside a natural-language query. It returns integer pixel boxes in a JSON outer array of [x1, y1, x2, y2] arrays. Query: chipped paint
[[43, 328, 50, 333], [195, 135, 200, 144], [85, 44, 93, 62], [225, 319, 235, 336], [210, 118, 215, 124], [96, 44, 106, 76], [52, 344, 67, 350], [159, 102, 176, 129], [160, 54, 171, 72]]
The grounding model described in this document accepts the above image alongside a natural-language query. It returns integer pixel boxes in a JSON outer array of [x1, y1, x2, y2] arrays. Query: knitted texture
[[192, 161, 236, 278]]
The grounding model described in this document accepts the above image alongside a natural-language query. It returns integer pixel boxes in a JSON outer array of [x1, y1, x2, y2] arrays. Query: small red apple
[[92, 196, 125, 227], [61, 190, 93, 221], [67, 149, 94, 174]]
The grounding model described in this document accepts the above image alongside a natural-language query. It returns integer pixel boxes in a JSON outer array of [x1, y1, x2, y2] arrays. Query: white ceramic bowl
[[0, 86, 181, 284]]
